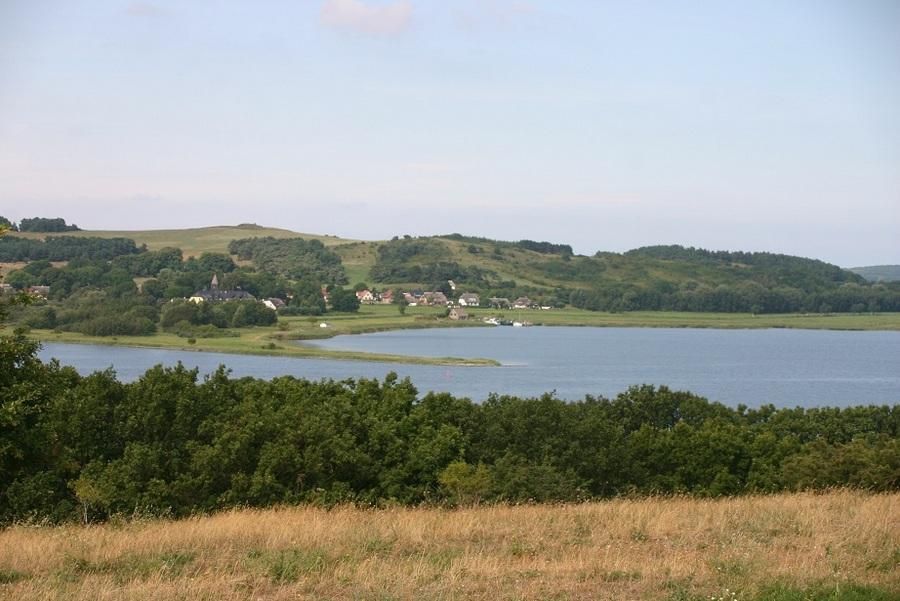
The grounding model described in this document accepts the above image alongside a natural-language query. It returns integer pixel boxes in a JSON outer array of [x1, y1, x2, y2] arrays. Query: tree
[[18, 217, 80, 232], [287, 280, 326, 315], [438, 461, 493, 505], [329, 287, 360, 313], [197, 252, 236, 274]]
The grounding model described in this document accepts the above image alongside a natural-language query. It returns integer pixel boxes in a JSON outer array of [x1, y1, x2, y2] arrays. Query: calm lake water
[[38, 327, 900, 408]]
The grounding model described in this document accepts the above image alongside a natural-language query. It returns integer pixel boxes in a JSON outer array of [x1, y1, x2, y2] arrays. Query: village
[[185, 274, 549, 326]]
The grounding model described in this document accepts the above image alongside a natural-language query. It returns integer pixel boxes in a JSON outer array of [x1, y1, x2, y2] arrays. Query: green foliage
[[369, 236, 900, 313], [515, 239, 573, 256], [112, 247, 183, 276], [329, 287, 360, 312], [161, 299, 275, 331], [780, 435, 900, 491], [752, 582, 900, 601], [0, 236, 138, 261], [247, 548, 329, 583], [228, 237, 346, 284], [46, 291, 158, 336], [370, 237, 498, 286], [17, 217, 80, 232], [4, 258, 139, 299], [851, 264, 900, 283], [0, 332, 898, 524], [196, 252, 236, 274], [285, 279, 326, 315], [438, 461, 493, 505], [0, 568, 26, 584]]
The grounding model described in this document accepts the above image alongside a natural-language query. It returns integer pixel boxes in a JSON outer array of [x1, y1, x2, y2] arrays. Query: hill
[[336, 236, 897, 314], [0, 491, 896, 600], [10, 224, 353, 258], [851, 264, 900, 282], [6, 225, 899, 314]]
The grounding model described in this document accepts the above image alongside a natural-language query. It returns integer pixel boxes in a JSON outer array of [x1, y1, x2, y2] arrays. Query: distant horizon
[[2, 1, 897, 268], [3, 213, 895, 268]]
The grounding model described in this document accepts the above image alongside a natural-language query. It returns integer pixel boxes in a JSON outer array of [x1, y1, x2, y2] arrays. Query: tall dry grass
[[0, 490, 896, 600]]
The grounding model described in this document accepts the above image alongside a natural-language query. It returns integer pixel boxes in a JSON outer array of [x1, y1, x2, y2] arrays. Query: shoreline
[[26, 329, 501, 367], [22, 308, 900, 366]]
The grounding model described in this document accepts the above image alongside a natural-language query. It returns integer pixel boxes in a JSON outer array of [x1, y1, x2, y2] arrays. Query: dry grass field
[[0, 491, 897, 601]]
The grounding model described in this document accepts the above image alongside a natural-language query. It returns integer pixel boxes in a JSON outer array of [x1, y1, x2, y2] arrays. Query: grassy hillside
[[10, 224, 353, 258], [851, 265, 900, 282], [340, 235, 869, 292], [5, 226, 878, 292], [0, 491, 896, 601], [7, 225, 898, 315], [336, 236, 898, 314]]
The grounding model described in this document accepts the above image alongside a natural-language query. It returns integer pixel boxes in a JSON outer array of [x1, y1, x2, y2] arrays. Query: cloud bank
[[320, 0, 412, 35]]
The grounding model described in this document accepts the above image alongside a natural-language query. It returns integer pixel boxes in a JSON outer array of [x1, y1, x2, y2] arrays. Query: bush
[[72, 316, 156, 336], [22, 306, 57, 329]]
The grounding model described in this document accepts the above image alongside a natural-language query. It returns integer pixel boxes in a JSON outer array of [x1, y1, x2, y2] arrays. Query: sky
[[1, 0, 898, 266]]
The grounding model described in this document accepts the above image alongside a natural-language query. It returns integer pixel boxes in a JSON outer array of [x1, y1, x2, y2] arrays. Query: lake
[[38, 327, 900, 408]]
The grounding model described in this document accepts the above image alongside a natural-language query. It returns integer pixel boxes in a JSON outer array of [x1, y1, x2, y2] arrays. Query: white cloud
[[320, 0, 412, 35]]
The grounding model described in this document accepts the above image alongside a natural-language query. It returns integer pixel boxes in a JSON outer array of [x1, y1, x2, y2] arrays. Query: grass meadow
[[0, 491, 897, 600]]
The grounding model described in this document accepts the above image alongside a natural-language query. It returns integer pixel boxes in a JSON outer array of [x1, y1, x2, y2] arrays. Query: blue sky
[[1, 0, 898, 265]]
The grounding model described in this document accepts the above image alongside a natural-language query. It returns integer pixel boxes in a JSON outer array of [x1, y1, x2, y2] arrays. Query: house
[[449, 307, 468, 320], [489, 297, 511, 309], [0, 283, 13, 295], [262, 298, 286, 311], [379, 289, 394, 304], [356, 289, 375, 304], [422, 291, 449, 306], [402, 292, 418, 306], [458, 293, 480, 307], [512, 296, 533, 309], [27, 285, 50, 298], [189, 274, 255, 303], [190, 288, 255, 303]]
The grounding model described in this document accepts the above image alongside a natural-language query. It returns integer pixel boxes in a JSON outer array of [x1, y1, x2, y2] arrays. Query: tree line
[[567, 280, 900, 314], [0, 236, 141, 262], [0, 216, 81, 232], [1, 329, 897, 524]]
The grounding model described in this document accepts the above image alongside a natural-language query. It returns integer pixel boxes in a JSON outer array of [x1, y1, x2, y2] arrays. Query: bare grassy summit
[[0, 491, 897, 601]]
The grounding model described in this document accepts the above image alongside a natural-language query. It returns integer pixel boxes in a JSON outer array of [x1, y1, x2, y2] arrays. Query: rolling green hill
[[336, 235, 896, 314], [850, 264, 900, 282], [6, 225, 899, 314]]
